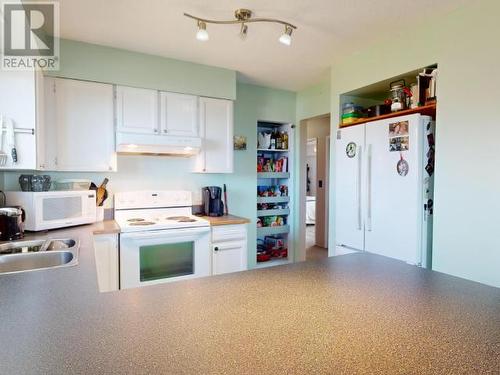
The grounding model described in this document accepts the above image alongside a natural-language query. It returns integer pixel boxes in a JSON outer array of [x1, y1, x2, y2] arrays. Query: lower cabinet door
[[212, 240, 247, 275], [93, 234, 119, 292]]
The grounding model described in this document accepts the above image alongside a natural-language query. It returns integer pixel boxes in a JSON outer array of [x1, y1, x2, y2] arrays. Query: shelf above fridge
[[257, 172, 290, 179], [257, 208, 290, 217], [257, 196, 290, 204], [257, 225, 290, 236]]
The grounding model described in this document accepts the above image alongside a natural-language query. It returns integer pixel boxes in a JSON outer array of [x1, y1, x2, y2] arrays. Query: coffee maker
[[0, 206, 25, 241], [202, 186, 224, 217]]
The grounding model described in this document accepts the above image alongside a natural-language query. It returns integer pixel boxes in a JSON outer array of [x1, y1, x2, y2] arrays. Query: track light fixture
[[184, 9, 297, 45]]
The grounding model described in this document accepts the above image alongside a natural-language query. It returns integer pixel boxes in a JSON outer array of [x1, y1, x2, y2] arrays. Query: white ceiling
[[51, 0, 470, 91]]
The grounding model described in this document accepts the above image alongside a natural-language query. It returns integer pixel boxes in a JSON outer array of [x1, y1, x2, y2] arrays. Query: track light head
[[196, 20, 209, 41], [279, 25, 293, 46]]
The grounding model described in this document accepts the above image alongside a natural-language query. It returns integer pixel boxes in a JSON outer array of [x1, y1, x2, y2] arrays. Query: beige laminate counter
[[198, 214, 251, 226], [91, 219, 121, 235], [2, 222, 499, 374]]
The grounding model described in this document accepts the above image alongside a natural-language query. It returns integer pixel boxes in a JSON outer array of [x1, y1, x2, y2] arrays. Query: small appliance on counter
[[0, 206, 25, 241], [202, 186, 224, 217], [5, 190, 97, 231]]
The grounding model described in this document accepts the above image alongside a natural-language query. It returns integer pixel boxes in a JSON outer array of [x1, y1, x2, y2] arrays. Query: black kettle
[[0, 206, 26, 241]]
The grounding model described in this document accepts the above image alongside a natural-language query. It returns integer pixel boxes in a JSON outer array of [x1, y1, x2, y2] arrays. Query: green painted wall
[[296, 78, 331, 120], [47, 39, 236, 99], [294, 76, 331, 261], [328, 0, 500, 287]]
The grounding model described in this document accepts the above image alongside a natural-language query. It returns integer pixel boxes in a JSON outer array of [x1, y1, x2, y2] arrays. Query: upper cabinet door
[[194, 97, 234, 173], [116, 86, 159, 134], [53, 78, 116, 171], [0, 68, 39, 170], [160, 92, 198, 137]]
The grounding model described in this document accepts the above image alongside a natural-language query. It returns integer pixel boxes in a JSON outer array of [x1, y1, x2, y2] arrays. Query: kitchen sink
[[0, 238, 79, 275]]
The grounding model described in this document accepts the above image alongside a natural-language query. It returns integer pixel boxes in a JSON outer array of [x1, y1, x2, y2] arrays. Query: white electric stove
[[114, 191, 211, 289]]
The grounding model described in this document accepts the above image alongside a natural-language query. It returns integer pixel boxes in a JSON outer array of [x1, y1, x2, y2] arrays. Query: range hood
[[116, 133, 201, 157]]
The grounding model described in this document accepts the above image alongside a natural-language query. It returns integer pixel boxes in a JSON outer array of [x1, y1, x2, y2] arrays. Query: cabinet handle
[[163, 129, 167, 133], [214, 246, 219, 251], [153, 129, 158, 133], [367, 144, 373, 232]]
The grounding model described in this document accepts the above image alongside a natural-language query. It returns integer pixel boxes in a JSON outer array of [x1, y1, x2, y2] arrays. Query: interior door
[[54, 78, 116, 171], [116, 86, 159, 134], [334, 125, 365, 251], [364, 114, 423, 264], [160, 92, 198, 136]]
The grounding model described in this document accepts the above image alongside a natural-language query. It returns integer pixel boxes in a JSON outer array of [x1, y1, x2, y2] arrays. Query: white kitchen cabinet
[[160, 92, 198, 137], [93, 233, 119, 292], [115, 86, 159, 134], [212, 224, 247, 275], [43, 77, 116, 172], [0, 68, 43, 170], [194, 97, 233, 173]]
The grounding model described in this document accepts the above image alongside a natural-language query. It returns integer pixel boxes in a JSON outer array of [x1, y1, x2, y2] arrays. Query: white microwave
[[5, 191, 97, 231]]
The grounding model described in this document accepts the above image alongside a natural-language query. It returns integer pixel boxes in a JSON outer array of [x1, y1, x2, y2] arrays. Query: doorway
[[300, 114, 331, 261]]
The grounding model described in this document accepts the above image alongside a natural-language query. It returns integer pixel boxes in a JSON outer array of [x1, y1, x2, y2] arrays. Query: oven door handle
[[120, 227, 210, 240]]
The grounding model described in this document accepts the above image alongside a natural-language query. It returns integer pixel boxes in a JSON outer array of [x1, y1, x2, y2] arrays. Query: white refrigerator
[[335, 113, 435, 268]]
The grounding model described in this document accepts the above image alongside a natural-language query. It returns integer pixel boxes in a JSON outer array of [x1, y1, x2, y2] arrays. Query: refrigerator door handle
[[357, 146, 363, 230], [367, 144, 373, 231]]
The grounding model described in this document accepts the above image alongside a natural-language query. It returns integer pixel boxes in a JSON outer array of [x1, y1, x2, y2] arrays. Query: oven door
[[119, 227, 211, 289]]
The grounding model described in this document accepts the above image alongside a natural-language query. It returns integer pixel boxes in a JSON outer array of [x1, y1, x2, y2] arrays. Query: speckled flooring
[[305, 225, 328, 261], [305, 225, 358, 260]]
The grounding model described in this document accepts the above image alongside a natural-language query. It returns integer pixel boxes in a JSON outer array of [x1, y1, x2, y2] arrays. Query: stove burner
[[129, 221, 156, 226], [178, 218, 196, 223], [127, 218, 145, 222], [166, 216, 190, 220]]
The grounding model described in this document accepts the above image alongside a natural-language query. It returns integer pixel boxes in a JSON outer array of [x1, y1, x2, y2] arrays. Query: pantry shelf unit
[[257, 196, 290, 204], [257, 172, 290, 179], [255, 120, 294, 269], [257, 148, 289, 152], [254, 258, 291, 269], [257, 208, 290, 217], [257, 225, 290, 236]]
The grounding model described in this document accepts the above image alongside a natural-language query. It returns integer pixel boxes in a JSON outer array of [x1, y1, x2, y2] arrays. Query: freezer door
[[364, 114, 425, 264], [335, 125, 365, 251]]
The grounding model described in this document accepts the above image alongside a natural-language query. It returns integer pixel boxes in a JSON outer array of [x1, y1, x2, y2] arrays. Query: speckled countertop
[[0, 223, 499, 374]]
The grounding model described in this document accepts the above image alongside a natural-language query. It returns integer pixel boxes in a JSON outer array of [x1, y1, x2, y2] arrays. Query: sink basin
[[0, 238, 79, 275], [0, 251, 75, 273], [0, 240, 47, 255], [46, 239, 77, 250]]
